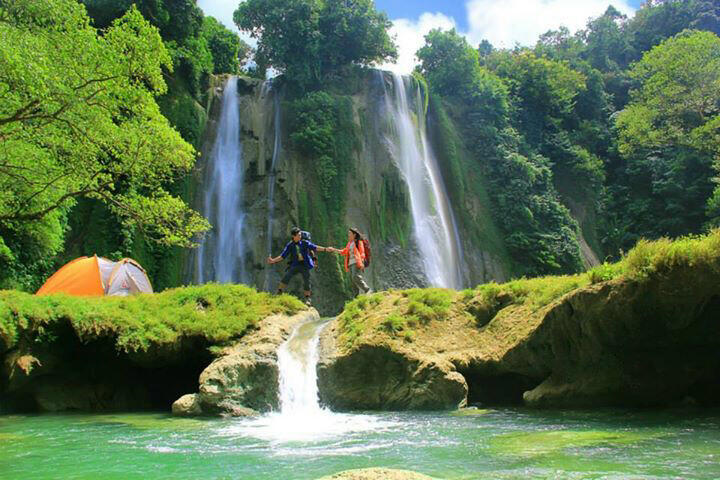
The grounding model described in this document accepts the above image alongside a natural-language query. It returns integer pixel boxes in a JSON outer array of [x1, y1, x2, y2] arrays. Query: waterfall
[[263, 83, 282, 291], [276, 318, 326, 414], [229, 318, 391, 442], [195, 76, 249, 284], [381, 72, 464, 289]]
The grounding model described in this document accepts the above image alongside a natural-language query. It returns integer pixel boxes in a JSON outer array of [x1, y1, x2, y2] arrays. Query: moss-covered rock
[[319, 231, 720, 409], [0, 284, 306, 413]]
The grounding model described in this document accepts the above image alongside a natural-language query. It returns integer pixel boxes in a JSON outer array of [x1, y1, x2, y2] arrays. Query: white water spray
[[381, 72, 464, 289], [227, 319, 394, 443], [195, 76, 249, 284]]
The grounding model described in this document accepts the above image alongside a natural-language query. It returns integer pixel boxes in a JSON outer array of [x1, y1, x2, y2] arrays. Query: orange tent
[[36, 255, 153, 297]]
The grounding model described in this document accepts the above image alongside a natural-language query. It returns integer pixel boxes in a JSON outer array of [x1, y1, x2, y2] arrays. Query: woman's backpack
[[362, 238, 371, 267]]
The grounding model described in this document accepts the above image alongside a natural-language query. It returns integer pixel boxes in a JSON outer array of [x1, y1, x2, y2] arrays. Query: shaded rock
[[501, 264, 720, 407], [316, 468, 436, 480], [174, 309, 319, 417], [34, 376, 151, 412]]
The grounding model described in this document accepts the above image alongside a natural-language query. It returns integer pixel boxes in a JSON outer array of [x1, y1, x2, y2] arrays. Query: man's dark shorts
[[281, 263, 311, 291]]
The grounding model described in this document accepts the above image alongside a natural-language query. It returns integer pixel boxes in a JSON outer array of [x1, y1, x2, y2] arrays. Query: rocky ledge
[[318, 233, 720, 409], [173, 309, 319, 416]]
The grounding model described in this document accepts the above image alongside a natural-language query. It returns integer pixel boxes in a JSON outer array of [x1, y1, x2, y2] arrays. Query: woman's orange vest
[[339, 240, 365, 272]]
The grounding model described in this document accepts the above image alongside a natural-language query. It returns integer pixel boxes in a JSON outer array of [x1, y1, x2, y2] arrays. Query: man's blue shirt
[[280, 240, 317, 268]]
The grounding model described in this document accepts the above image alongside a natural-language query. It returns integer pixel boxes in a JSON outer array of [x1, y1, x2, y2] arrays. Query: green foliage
[[83, 0, 203, 41], [156, 75, 208, 148], [487, 50, 586, 146], [234, 0, 396, 87], [290, 91, 356, 231], [380, 313, 406, 334], [202, 16, 249, 75], [0, 284, 305, 353], [417, 30, 584, 276], [622, 229, 720, 280], [82, 0, 235, 96], [613, 30, 720, 244], [0, 0, 210, 290], [588, 262, 625, 284], [166, 35, 213, 96]]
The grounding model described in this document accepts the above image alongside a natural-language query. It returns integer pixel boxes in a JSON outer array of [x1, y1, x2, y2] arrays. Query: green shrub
[[588, 262, 625, 283], [380, 314, 406, 333]]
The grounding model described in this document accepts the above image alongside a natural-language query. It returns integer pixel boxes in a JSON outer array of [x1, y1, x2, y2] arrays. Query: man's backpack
[[362, 238, 371, 267], [292, 230, 317, 267]]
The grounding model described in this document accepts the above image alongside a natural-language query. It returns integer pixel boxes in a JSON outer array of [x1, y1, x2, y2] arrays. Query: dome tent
[[36, 256, 153, 297]]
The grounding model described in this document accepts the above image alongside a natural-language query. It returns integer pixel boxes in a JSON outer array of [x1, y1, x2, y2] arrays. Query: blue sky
[[374, 0, 645, 31], [198, 0, 643, 73]]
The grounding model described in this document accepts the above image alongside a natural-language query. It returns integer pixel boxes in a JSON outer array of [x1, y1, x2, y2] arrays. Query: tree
[[0, 0, 210, 281], [82, 0, 213, 95], [487, 50, 586, 146], [202, 16, 250, 74], [628, 0, 697, 56], [234, 0, 396, 86], [615, 30, 720, 238]]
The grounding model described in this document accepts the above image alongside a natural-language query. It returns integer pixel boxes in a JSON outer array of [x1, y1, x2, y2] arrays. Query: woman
[[330, 227, 371, 296]]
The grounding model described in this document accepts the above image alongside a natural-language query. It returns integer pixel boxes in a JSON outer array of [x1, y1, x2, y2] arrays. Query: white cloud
[[380, 12, 457, 74], [465, 0, 635, 48], [197, 0, 256, 47]]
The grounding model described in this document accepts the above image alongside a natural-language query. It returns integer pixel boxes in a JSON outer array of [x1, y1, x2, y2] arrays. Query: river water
[[2, 408, 720, 479], [2, 319, 719, 479]]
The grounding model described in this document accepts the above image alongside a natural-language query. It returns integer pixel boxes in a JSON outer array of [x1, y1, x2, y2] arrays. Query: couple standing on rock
[[266, 226, 371, 306]]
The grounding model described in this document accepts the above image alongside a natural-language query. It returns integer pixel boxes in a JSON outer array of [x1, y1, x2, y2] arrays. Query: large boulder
[[173, 309, 320, 416], [318, 322, 467, 410]]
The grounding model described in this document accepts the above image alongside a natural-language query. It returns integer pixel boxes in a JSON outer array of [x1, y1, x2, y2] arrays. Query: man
[[266, 227, 330, 306]]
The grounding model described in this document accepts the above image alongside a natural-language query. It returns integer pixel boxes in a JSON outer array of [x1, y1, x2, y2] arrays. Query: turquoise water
[[1, 408, 719, 479]]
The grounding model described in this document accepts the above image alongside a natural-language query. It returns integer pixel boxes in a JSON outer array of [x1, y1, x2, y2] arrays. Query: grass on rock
[[0, 284, 305, 353], [336, 230, 720, 350]]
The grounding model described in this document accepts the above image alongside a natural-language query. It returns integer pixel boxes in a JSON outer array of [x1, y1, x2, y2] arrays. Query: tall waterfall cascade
[[195, 76, 249, 284], [381, 72, 465, 289]]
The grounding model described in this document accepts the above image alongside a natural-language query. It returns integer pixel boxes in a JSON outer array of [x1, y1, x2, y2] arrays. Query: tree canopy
[[615, 30, 720, 236], [0, 0, 210, 287], [234, 0, 396, 86]]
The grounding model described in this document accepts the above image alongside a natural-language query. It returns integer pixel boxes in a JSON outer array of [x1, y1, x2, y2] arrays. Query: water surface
[[2, 408, 719, 479]]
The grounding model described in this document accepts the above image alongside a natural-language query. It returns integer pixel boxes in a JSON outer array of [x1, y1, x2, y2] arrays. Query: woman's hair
[[349, 227, 362, 242]]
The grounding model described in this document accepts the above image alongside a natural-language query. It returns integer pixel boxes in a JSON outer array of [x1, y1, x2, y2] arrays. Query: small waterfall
[[195, 76, 249, 284], [276, 318, 326, 414], [229, 318, 392, 442], [381, 72, 464, 289], [263, 84, 282, 291]]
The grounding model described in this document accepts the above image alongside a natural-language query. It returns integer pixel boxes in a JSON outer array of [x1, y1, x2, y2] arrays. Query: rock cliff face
[[316, 260, 720, 409], [189, 72, 516, 314]]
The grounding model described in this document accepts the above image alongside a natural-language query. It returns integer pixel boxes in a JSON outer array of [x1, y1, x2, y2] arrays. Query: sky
[[198, 0, 645, 74]]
